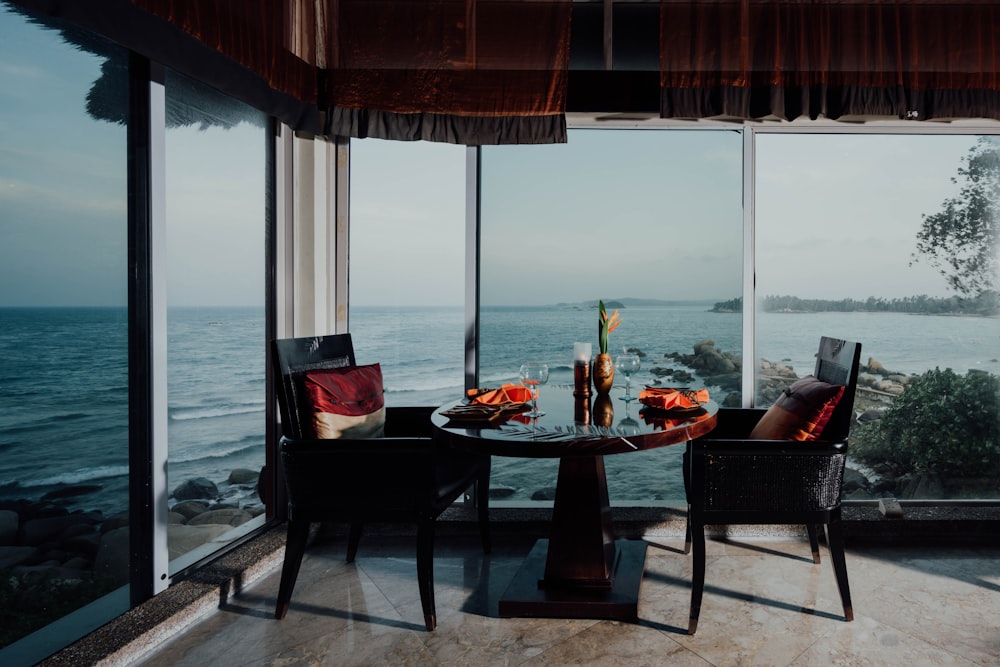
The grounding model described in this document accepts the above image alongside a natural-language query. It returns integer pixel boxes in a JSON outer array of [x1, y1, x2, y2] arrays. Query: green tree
[[912, 136, 1000, 297], [851, 368, 1000, 479]]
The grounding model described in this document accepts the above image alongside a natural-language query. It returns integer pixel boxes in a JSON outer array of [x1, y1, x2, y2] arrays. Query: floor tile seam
[[639, 618, 718, 665], [511, 621, 618, 667], [349, 557, 432, 630], [665, 638, 721, 667]]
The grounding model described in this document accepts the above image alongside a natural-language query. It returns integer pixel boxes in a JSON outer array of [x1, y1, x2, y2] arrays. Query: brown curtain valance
[[659, 0, 1000, 122], [130, 0, 572, 144], [316, 0, 571, 143]]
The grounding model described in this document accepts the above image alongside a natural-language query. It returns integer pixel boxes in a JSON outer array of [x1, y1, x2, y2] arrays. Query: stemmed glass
[[615, 353, 641, 402], [518, 362, 549, 418]]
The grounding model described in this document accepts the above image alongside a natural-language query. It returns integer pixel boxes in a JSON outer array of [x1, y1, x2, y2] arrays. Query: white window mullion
[[148, 73, 170, 593], [742, 126, 756, 408]]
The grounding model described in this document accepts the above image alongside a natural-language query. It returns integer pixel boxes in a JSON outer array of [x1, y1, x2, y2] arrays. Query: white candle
[[574, 342, 592, 364]]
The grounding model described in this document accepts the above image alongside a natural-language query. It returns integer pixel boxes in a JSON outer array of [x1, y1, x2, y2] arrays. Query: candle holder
[[573, 342, 592, 397], [573, 361, 591, 397], [574, 393, 591, 424]]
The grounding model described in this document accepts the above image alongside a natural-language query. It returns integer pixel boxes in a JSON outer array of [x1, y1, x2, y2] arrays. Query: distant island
[[711, 294, 999, 316], [554, 298, 714, 310]]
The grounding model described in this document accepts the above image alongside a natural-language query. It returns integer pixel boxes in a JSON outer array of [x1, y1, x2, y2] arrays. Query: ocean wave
[[0, 411, 98, 435], [0, 464, 130, 489], [169, 440, 261, 464], [170, 404, 265, 421], [384, 379, 463, 393]]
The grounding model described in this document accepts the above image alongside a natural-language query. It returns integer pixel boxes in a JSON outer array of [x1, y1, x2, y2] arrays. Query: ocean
[[2, 304, 998, 515]]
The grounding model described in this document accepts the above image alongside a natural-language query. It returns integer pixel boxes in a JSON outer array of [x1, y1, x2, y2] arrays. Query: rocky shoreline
[[0, 469, 263, 647]]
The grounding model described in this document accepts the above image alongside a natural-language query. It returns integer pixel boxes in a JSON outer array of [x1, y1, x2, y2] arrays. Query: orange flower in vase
[[593, 300, 621, 395]]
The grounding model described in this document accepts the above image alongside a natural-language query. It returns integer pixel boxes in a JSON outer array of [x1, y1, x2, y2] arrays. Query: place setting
[[440, 362, 549, 425], [637, 385, 711, 428]]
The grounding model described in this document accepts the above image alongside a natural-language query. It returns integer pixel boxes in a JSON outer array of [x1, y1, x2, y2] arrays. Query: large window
[[479, 129, 744, 503], [164, 70, 268, 567], [0, 3, 130, 657], [754, 132, 1000, 501], [346, 127, 999, 506], [348, 139, 467, 407]]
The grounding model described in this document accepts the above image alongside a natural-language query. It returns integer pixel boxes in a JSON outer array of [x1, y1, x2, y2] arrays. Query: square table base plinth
[[498, 539, 647, 621]]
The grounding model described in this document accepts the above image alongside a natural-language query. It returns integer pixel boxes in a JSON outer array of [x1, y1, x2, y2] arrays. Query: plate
[[441, 402, 529, 424]]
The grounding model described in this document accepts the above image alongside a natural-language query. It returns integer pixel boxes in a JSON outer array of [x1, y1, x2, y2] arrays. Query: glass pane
[[755, 133, 1000, 501], [480, 129, 743, 503], [0, 3, 129, 656], [349, 139, 466, 407], [164, 70, 267, 568]]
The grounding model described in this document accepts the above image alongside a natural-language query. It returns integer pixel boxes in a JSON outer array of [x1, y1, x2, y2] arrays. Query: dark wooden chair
[[271, 334, 491, 630], [683, 336, 862, 634]]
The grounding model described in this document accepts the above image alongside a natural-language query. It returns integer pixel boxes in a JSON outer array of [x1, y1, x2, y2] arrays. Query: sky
[[0, 5, 983, 308], [0, 6, 265, 307], [350, 128, 973, 307]]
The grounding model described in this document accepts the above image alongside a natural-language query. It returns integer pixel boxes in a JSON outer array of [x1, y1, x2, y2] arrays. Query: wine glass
[[518, 362, 549, 418], [615, 353, 641, 402]]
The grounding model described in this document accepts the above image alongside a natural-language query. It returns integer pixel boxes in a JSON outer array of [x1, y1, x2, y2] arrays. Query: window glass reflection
[[480, 129, 743, 503], [0, 3, 129, 653], [348, 139, 466, 407], [755, 133, 1000, 501], [164, 70, 267, 568]]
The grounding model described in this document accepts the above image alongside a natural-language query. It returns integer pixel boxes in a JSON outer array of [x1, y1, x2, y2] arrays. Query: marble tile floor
[[136, 533, 1000, 666]]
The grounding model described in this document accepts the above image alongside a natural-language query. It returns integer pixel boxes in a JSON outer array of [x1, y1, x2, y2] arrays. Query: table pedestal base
[[498, 538, 647, 621]]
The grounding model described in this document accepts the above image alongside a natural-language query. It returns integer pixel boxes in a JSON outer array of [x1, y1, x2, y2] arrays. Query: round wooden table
[[432, 384, 718, 621]]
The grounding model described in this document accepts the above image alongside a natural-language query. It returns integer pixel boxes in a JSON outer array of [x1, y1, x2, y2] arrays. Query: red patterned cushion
[[300, 364, 385, 439], [749, 375, 844, 441]]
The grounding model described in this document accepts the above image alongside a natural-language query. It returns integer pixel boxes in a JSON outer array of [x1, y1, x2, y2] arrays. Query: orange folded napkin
[[638, 387, 710, 411], [467, 383, 534, 405], [640, 409, 706, 430]]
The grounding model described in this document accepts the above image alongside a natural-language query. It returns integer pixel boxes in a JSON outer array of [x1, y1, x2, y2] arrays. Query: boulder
[[227, 468, 259, 485], [531, 487, 556, 501], [171, 500, 210, 520], [172, 477, 219, 501], [0, 545, 39, 569], [187, 508, 253, 528], [101, 511, 130, 534], [40, 484, 102, 502], [0, 509, 18, 546], [20, 514, 97, 546], [842, 468, 870, 494], [866, 357, 886, 374], [94, 527, 131, 587], [167, 524, 231, 560]]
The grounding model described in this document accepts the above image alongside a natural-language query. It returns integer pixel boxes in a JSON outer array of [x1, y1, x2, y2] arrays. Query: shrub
[[851, 368, 1000, 478]]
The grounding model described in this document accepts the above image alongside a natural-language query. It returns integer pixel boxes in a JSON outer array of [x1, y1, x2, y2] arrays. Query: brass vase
[[592, 394, 614, 427], [592, 352, 615, 395]]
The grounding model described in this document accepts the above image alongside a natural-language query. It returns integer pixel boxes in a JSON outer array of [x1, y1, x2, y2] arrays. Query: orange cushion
[[300, 364, 385, 439], [749, 375, 844, 441]]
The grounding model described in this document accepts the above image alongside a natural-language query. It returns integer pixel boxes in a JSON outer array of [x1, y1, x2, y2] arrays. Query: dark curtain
[[660, 0, 1000, 122], [320, 0, 571, 144], [129, 0, 318, 104], [130, 0, 572, 144]]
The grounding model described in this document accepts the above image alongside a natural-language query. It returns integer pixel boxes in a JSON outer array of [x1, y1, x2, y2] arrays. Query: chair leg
[[683, 506, 692, 555], [689, 519, 706, 635], [417, 517, 437, 631], [807, 523, 822, 564], [346, 522, 363, 563], [476, 475, 491, 554], [825, 522, 854, 622], [275, 519, 310, 619]]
